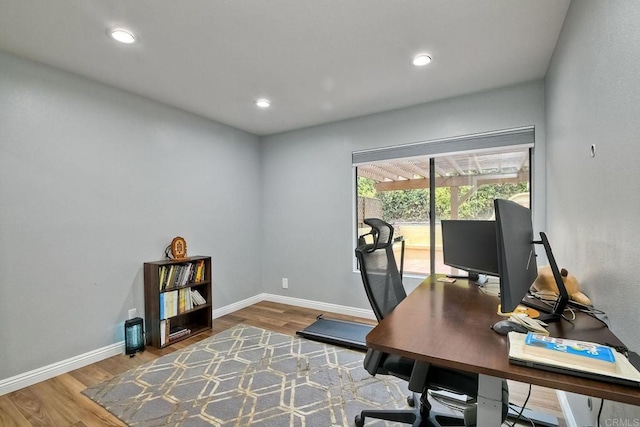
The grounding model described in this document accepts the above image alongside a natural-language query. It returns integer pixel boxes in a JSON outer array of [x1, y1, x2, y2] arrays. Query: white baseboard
[[261, 293, 376, 320], [0, 341, 124, 396], [0, 293, 373, 396], [213, 293, 266, 318]]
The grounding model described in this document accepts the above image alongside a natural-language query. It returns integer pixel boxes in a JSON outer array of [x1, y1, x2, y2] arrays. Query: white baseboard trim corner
[[0, 341, 124, 396], [0, 294, 373, 397]]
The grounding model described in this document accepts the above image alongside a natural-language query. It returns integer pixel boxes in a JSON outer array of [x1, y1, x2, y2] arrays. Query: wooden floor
[[0, 301, 566, 426]]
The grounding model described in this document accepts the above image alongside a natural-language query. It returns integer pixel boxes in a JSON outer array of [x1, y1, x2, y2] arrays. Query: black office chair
[[354, 218, 508, 427]]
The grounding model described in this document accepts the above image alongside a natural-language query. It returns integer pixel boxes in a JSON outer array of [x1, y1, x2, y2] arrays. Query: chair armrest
[[363, 348, 384, 376], [408, 360, 430, 392]]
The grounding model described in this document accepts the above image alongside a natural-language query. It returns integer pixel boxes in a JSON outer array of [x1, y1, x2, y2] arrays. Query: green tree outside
[[358, 177, 528, 222]]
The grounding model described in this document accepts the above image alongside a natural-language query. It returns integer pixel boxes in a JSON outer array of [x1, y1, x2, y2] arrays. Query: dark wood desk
[[366, 276, 640, 424]]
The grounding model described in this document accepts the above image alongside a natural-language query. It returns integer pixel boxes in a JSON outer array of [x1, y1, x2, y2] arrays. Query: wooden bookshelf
[[143, 256, 212, 348]]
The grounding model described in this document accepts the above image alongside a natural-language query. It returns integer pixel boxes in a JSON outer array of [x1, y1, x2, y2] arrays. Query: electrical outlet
[[282, 278, 289, 289], [128, 308, 137, 319]]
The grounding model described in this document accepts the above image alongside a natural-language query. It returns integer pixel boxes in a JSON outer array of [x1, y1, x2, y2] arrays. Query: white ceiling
[[0, 0, 570, 136]]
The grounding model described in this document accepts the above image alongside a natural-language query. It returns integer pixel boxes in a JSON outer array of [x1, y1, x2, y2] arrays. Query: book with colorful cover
[[508, 332, 640, 387], [195, 260, 205, 282], [523, 333, 616, 372]]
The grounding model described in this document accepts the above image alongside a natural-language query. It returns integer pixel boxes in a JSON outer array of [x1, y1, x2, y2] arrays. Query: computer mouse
[[491, 320, 529, 336]]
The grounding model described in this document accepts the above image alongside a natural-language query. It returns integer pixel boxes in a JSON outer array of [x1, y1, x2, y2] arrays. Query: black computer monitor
[[441, 220, 499, 280], [494, 198, 568, 322]]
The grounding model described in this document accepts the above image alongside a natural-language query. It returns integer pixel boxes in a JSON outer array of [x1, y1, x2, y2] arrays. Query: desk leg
[[477, 374, 503, 426]]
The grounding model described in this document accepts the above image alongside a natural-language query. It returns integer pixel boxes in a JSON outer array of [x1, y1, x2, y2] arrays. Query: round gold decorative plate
[[170, 236, 187, 259]]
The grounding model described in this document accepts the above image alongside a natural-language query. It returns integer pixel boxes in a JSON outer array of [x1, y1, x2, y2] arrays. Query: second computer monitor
[[441, 220, 499, 277]]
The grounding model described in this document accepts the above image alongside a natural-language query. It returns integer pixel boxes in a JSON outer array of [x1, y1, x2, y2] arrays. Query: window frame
[[352, 128, 535, 276]]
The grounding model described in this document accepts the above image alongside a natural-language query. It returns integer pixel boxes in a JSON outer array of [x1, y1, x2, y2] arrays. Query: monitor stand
[[447, 272, 490, 285], [529, 232, 569, 323], [475, 274, 488, 285], [447, 272, 480, 281], [519, 297, 562, 322]]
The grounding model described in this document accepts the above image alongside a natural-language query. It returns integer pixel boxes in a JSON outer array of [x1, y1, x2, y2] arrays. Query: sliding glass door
[[355, 129, 532, 277]]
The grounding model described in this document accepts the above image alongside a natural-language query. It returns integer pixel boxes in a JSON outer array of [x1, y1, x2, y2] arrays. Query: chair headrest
[[362, 218, 394, 252]]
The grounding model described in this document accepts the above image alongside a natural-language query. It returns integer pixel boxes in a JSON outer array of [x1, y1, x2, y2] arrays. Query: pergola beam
[[434, 165, 448, 177], [399, 161, 429, 179], [445, 156, 466, 176], [473, 155, 483, 174], [377, 163, 414, 180], [358, 168, 387, 182], [365, 165, 399, 181], [375, 170, 528, 191]]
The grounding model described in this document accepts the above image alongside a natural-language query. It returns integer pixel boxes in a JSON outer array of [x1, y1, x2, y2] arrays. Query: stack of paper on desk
[[508, 332, 640, 387], [508, 314, 548, 334]]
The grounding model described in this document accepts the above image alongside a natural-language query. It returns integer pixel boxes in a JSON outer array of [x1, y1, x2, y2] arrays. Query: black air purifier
[[125, 317, 145, 356]]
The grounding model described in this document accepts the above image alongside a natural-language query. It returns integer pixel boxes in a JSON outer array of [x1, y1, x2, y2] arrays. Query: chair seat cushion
[[380, 354, 415, 381], [427, 367, 479, 398]]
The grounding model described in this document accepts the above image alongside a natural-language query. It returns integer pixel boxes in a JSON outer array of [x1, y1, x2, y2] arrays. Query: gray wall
[[0, 52, 262, 380], [261, 81, 546, 310], [545, 0, 640, 419], [546, 0, 640, 354]]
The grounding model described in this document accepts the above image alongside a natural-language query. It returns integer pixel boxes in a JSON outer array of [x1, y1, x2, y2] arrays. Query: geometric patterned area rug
[[82, 324, 410, 426]]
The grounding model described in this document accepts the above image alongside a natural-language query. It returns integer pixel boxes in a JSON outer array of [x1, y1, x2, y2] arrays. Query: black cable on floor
[[507, 384, 532, 427], [597, 399, 604, 427]]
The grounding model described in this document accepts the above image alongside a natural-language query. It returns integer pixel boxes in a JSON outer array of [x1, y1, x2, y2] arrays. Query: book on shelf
[[194, 260, 205, 282], [167, 265, 175, 289], [176, 263, 192, 287], [161, 321, 193, 345], [191, 289, 206, 306], [169, 290, 175, 317], [160, 319, 167, 346], [508, 332, 640, 387], [159, 265, 177, 290], [158, 261, 206, 290], [172, 290, 178, 316], [160, 290, 180, 319], [179, 288, 185, 313], [179, 288, 193, 312], [161, 288, 207, 320], [159, 266, 167, 290], [170, 329, 190, 339], [168, 325, 191, 341]]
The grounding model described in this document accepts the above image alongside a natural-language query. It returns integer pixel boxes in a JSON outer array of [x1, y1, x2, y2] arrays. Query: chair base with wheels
[[355, 384, 509, 427], [354, 396, 469, 427], [355, 392, 418, 426]]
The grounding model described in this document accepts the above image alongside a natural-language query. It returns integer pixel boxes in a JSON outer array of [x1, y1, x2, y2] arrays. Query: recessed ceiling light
[[109, 28, 137, 44], [255, 98, 271, 108], [412, 54, 432, 67]]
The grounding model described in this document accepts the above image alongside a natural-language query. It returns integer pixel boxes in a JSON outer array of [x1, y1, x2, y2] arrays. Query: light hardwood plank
[[7, 386, 72, 427], [0, 395, 30, 427]]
